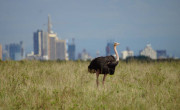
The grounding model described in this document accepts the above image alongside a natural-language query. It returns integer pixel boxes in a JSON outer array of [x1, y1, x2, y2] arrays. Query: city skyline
[[0, 0, 180, 58], [32, 15, 68, 60]]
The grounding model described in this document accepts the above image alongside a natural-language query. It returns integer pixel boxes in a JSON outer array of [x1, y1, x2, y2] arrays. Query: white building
[[48, 33, 58, 60], [121, 48, 134, 60], [78, 49, 92, 61], [26, 51, 46, 60], [140, 44, 157, 59]]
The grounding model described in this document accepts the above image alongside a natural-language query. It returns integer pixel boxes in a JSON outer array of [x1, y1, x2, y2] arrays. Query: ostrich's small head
[[114, 42, 120, 46]]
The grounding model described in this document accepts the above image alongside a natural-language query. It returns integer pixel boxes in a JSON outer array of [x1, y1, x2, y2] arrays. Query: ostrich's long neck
[[114, 46, 119, 61]]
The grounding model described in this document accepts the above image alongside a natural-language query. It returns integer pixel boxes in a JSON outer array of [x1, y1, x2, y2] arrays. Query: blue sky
[[0, 0, 180, 58]]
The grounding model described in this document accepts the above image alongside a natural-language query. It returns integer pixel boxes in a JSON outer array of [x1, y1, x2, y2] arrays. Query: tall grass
[[0, 60, 180, 109]]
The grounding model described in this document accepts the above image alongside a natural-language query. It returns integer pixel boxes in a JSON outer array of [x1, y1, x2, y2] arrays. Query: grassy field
[[0, 60, 180, 110]]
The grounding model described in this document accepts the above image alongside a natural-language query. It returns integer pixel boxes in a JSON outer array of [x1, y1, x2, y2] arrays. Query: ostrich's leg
[[103, 74, 107, 85], [96, 71, 99, 87]]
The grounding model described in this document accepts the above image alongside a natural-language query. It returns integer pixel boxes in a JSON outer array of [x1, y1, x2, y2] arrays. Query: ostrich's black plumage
[[88, 55, 118, 75]]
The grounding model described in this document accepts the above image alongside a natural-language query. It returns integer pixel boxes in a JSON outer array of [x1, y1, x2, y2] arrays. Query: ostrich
[[88, 42, 120, 87]]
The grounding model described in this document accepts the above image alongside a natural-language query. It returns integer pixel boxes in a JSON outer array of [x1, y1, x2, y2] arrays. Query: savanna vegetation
[[0, 60, 180, 110]]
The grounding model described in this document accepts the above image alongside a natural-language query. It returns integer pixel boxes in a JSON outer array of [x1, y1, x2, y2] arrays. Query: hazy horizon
[[0, 0, 180, 58]]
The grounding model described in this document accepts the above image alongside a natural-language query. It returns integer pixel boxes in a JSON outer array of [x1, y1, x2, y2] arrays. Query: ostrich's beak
[[114, 42, 120, 46]]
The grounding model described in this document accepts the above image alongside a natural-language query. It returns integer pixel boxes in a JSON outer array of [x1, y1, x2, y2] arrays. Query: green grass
[[0, 60, 180, 110]]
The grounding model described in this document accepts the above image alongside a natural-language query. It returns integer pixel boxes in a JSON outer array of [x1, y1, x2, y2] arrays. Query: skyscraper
[[5, 41, 24, 60], [48, 33, 58, 60], [48, 33, 67, 60], [9, 44, 21, 60], [41, 31, 48, 58], [48, 15, 52, 34], [68, 39, 75, 60], [156, 50, 167, 59], [47, 15, 57, 60], [47, 15, 68, 60], [56, 39, 67, 60], [33, 29, 48, 59], [106, 41, 115, 56], [3, 45, 10, 60], [20, 41, 24, 59], [33, 30, 42, 56], [0, 44, 2, 60]]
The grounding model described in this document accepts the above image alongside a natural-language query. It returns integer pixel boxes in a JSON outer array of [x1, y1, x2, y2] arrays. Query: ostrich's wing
[[105, 55, 118, 67], [106, 61, 118, 75], [88, 56, 107, 71], [107, 61, 119, 68]]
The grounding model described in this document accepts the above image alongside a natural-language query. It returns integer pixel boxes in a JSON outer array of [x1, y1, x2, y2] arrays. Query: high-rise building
[[20, 41, 24, 59], [33, 29, 48, 59], [121, 47, 134, 60], [5, 41, 24, 60], [56, 39, 67, 60], [0, 44, 2, 60], [3, 45, 9, 60], [9, 44, 21, 60], [48, 34, 67, 60], [41, 31, 48, 58], [140, 44, 157, 59], [48, 15, 52, 34], [156, 50, 167, 59], [33, 30, 41, 55], [47, 15, 68, 60], [106, 41, 115, 56], [33, 30, 42, 56], [68, 39, 75, 60], [2, 51, 8, 61], [5, 45, 9, 54], [47, 15, 57, 60], [48, 33, 58, 60]]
